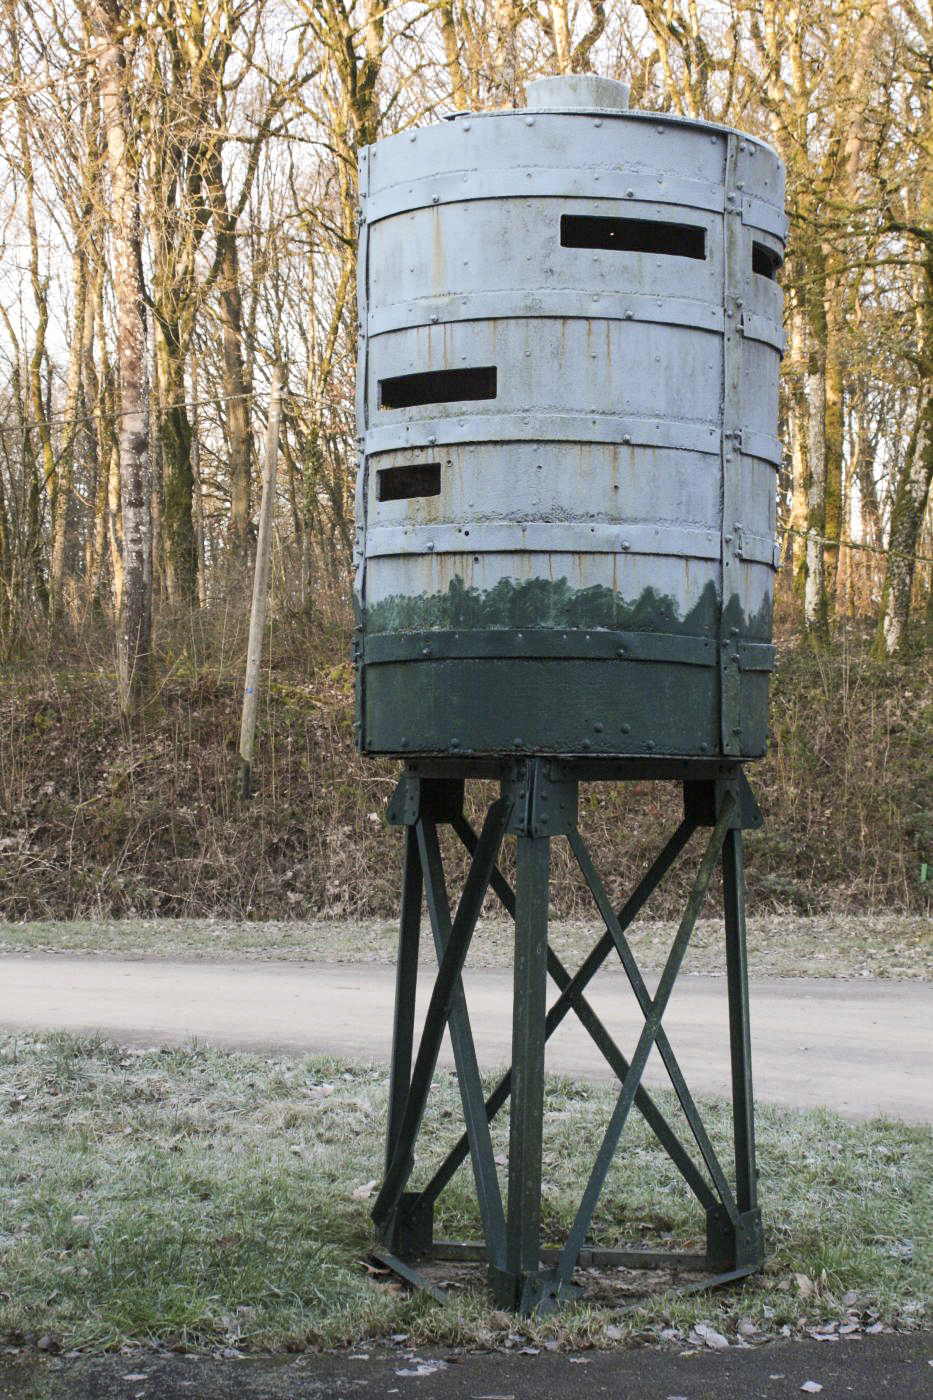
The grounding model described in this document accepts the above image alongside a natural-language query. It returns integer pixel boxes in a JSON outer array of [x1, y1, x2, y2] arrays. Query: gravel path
[[2, 953, 930, 1122]]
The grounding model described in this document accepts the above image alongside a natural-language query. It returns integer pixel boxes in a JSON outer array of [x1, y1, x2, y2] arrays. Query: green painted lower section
[[358, 575, 773, 758], [360, 658, 769, 759], [365, 577, 724, 637]]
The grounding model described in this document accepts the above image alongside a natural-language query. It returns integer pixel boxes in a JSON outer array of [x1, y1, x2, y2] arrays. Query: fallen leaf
[[397, 1360, 447, 1377], [606, 1324, 622, 1342], [518, 1346, 539, 1355], [352, 1179, 378, 1200], [122, 1376, 148, 1383], [801, 1384, 823, 1394], [795, 1273, 816, 1299], [690, 1323, 729, 1350]]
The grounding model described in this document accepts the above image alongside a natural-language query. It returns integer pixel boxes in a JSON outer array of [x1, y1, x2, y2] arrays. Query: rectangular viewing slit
[[379, 366, 497, 410], [752, 241, 783, 279], [560, 214, 706, 260], [377, 462, 441, 501]]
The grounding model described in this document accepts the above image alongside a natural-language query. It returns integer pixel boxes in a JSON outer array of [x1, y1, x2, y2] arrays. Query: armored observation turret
[[354, 73, 785, 760]]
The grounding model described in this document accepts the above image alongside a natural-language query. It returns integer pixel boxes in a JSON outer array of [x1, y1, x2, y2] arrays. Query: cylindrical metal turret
[[354, 74, 785, 760]]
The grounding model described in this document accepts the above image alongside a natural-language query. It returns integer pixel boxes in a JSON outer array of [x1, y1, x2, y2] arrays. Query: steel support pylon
[[370, 757, 765, 1313]]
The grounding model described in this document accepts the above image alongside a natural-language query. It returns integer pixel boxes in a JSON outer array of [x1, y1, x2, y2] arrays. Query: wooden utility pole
[[239, 365, 284, 798]]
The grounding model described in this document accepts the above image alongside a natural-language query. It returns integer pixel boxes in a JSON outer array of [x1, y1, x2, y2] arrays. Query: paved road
[[5, 1333, 933, 1400], [1, 954, 930, 1121]]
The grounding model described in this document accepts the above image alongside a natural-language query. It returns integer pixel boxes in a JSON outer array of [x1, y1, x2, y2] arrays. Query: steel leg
[[372, 795, 511, 1234], [417, 819, 507, 1268], [714, 823, 765, 1269], [492, 832, 550, 1309], [385, 825, 422, 1174]]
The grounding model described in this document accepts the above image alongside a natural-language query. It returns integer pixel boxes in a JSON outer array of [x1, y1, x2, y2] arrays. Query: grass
[[0, 912, 929, 981], [0, 1033, 929, 1355]]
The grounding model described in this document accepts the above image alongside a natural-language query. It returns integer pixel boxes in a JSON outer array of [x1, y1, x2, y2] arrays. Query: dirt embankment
[[0, 634, 930, 922]]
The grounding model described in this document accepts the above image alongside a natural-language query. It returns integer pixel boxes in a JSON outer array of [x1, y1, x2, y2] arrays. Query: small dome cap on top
[[525, 74, 630, 111]]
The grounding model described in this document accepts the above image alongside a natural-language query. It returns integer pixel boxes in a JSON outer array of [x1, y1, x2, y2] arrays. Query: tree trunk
[[93, 0, 152, 713], [154, 321, 198, 605], [876, 377, 933, 656], [823, 302, 844, 609], [50, 246, 89, 620], [206, 158, 253, 581], [803, 253, 829, 642], [786, 296, 809, 589]]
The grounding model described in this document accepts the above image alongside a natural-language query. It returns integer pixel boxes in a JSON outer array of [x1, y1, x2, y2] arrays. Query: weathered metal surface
[[355, 75, 785, 758]]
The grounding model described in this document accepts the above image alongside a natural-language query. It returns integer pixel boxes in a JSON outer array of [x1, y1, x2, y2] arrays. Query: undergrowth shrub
[[0, 609, 929, 920]]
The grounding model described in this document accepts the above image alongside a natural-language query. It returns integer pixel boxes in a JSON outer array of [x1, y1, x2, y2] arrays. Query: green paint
[[359, 577, 774, 760], [366, 576, 773, 645], [366, 577, 722, 636]]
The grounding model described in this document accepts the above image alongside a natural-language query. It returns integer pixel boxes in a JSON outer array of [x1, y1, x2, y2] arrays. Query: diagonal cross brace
[[568, 827, 740, 1224], [555, 793, 736, 1285], [416, 819, 508, 1267], [372, 794, 512, 1230], [412, 816, 715, 1214]]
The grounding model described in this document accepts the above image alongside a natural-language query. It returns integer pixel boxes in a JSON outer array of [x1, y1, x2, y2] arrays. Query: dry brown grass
[[0, 611, 929, 922]]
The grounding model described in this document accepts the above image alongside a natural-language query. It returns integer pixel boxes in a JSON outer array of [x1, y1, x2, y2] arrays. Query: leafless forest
[[1, 0, 931, 687], [0, 2, 930, 921]]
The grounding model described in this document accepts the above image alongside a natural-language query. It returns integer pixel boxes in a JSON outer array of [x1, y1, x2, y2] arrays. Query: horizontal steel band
[[363, 629, 775, 671], [367, 291, 727, 338], [364, 413, 722, 456], [741, 311, 786, 354], [741, 194, 788, 240], [363, 628, 717, 667], [735, 529, 781, 568], [363, 170, 727, 224], [737, 641, 775, 672], [365, 520, 722, 560], [736, 428, 783, 467]]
